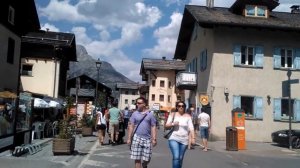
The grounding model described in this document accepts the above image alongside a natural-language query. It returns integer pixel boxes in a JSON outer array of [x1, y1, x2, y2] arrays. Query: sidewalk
[[0, 133, 99, 168], [206, 140, 300, 157]]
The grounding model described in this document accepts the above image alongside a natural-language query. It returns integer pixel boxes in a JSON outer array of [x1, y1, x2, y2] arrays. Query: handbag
[[130, 112, 148, 151], [164, 112, 175, 139]]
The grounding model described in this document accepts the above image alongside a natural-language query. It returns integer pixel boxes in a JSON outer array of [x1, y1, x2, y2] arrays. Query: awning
[[0, 91, 17, 98]]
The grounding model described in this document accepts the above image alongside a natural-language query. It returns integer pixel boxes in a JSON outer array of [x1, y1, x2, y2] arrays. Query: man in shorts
[[198, 108, 210, 151], [108, 102, 121, 145], [127, 97, 157, 168]]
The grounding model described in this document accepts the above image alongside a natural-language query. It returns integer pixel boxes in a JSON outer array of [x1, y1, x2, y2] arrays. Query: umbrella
[[34, 98, 49, 108], [48, 100, 62, 108], [0, 91, 17, 98]]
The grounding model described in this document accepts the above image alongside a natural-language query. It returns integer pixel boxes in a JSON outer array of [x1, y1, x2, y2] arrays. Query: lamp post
[[95, 58, 102, 111]]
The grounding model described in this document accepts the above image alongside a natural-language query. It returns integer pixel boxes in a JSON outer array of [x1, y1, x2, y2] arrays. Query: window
[[177, 96, 181, 101], [159, 95, 164, 102], [132, 100, 135, 104], [125, 99, 128, 104], [7, 38, 15, 64], [160, 80, 165, 87], [241, 46, 254, 65], [168, 95, 171, 103], [233, 45, 263, 67], [200, 49, 207, 71], [274, 48, 300, 69], [168, 81, 171, 88], [245, 5, 266, 18], [132, 91, 136, 95], [21, 64, 33, 76], [125, 91, 129, 95], [152, 80, 156, 87], [274, 98, 300, 121], [233, 95, 263, 119], [152, 94, 155, 101], [8, 6, 15, 25]]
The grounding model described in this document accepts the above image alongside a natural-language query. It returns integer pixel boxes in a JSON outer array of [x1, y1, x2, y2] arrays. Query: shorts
[[109, 122, 119, 134], [96, 124, 106, 130], [130, 135, 152, 161], [200, 126, 209, 139]]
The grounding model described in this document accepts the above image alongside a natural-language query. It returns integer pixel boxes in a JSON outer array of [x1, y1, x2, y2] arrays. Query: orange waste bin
[[236, 127, 246, 150], [232, 108, 245, 127]]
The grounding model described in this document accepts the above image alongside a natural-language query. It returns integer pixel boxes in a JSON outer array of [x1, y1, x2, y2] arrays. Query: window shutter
[[233, 45, 241, 65], [203, 49, 207, 70], [254, 97, 263, 119], [233, 95, 241, 108], [294, 99, 300, 122], [273, 48, 281, 68], [273, 98, 281, 120], [294, 49, 300, 70], [255, 46, 264, 67]]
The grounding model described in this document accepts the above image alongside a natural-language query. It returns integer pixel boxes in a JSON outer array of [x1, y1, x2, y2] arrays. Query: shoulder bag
[[164, 112, 175, 139], [130, 112, 148, 151]]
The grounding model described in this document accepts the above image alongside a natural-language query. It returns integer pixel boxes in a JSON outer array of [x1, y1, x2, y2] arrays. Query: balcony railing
[[176, 71, 197, 90], [69, 88, 95, 97]]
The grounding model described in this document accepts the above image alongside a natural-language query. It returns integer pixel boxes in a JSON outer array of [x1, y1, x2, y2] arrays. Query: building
[[0, 0, 40, 152], [140, 58, 185, 112], [174, 0, 300, 142], [116, 83, 140, 110]]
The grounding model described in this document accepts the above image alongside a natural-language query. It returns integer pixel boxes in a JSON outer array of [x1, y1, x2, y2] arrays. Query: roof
[[116, 83, 140, 90], [21, 30, 77, 61], [140, 58, 186, 74], [174, 5, 300, 59], [68, 74, 111, 91]]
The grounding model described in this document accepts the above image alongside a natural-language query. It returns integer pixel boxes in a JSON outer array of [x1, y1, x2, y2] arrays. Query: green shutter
[[254, 97, 263, 119], [273, 48, 281, 68], [294, 49, 300, 70], [294, 99, 300, 121], [233, 45, 241, 65], [274, 98, 281, 120], [233, 95, 241, 108], [255, 46, 264, 67]]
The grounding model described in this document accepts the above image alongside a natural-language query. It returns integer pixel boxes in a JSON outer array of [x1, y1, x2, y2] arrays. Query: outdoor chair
[[52, 121, 58, 137]]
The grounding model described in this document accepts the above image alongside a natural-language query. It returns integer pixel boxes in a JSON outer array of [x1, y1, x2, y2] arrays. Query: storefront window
[[17, 93, 32, 132], [0, 98, 16, 136]]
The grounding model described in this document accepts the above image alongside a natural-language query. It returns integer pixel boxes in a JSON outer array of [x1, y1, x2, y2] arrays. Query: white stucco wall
[[20, 58, 60, 98], [187, 26, 300, 142], [118, 89, 140, 110], [0, 25, 21, 92], [147, 70, 177, 111]]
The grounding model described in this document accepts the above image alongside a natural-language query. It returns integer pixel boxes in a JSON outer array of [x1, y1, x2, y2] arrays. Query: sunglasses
[[136, 102, 144, 105], [177, 105, 185, 108]]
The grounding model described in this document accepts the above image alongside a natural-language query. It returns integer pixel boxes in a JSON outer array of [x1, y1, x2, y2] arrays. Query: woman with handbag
[[95, 109, 107, 146], [164, 101, 195, 168]]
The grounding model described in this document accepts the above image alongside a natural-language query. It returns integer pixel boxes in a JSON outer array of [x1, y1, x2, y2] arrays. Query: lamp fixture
[[224, 87, 229, 103]]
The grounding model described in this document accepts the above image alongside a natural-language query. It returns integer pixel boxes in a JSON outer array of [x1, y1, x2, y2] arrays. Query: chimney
[[291, 5, 300, 14], [207, 0, 214, 8]]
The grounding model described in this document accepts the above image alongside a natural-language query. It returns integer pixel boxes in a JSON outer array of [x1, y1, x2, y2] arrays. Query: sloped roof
[[116, 83, 140, 90], [141, 58, 186, 72], [174, 5, 300, 59]]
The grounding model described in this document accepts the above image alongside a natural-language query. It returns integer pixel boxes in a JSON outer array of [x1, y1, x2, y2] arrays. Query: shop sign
[[200, 94, 209, 105]]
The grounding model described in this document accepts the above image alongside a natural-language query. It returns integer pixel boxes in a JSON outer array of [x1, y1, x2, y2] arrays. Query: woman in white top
[[95, 109, 107, 146], [165, 101, 195, 168]]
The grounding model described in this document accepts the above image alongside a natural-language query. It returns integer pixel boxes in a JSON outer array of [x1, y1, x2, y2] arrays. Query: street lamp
[[95, 58, 102, 111]]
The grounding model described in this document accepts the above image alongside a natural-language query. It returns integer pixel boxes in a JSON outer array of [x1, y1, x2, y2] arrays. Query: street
[[1, 128, 300, 168]]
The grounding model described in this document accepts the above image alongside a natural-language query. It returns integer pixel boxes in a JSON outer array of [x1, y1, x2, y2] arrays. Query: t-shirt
[[198, 112, 210, 127], [109, 107, 120, 124], [166, 112, 194, 145], [130, 111, 157, 139]]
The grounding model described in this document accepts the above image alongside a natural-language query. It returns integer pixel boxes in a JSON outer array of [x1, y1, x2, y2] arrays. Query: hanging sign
[[200, 94, 209, 105]]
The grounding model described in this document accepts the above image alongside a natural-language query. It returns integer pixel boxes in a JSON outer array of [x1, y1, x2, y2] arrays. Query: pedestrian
[[127, 97, 157, 168], [165, 101, 195, 168], [198, 108, 211, 152], [123, 107, 130, 129], [108, 101, 121, 145], [189, 107, 199, 149], [95, 109, 106, 146]]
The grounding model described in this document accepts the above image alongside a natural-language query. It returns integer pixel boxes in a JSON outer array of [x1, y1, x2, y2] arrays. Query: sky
[[35, 0, 296, 82]]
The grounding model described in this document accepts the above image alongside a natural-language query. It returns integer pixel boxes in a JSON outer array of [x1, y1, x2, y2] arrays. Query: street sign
[[282, 79, 299, 97]]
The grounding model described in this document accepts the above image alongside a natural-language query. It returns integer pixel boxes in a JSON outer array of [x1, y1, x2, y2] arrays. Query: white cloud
[[71, 27, 92, 45], [40, 23, 60, 32], [38, 0, 87, 22], [143, 12, 183, 59]]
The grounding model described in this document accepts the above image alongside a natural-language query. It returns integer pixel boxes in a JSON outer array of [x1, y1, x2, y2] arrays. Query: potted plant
[[52, 97, 76, 155], [52, 115, 76, 155], [80, 113, 95, 136]]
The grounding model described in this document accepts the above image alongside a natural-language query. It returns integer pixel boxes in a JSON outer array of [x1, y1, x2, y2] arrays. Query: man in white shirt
[[198, 109, 210, 152]]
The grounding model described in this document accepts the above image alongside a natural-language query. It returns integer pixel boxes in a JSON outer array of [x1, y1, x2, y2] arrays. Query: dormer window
[[8, 6, 15, 25], [245, 5, 267, 18]]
